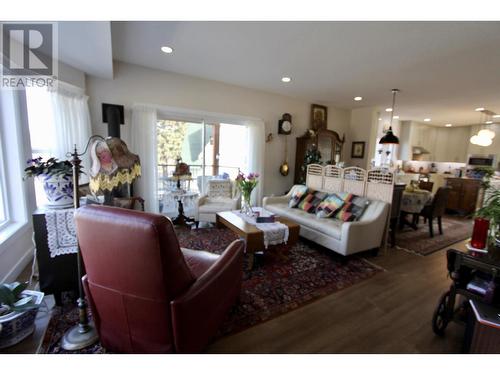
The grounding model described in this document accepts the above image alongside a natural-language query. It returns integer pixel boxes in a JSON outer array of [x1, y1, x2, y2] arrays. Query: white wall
[[58, 61, 86, 89], [346, 107, 379, 169], [86, 61, 351, 197]]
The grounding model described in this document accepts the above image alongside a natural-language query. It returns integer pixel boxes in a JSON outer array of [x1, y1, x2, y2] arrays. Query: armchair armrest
[[170, 239, 244, 353], [196, 194, 208, 207]]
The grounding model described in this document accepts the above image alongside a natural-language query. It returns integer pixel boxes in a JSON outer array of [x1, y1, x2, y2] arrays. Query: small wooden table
[[216, 211, 300, 269]]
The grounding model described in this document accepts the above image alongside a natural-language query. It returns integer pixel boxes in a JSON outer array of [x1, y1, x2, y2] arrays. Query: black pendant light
[[379, 89, 400, 145]]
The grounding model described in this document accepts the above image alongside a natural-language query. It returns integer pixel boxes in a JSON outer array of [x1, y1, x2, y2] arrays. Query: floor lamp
[[60, 136, 104, 350]]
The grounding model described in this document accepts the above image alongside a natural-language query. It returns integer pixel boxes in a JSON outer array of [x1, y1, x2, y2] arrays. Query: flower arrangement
[[235, 171, 259, 215], [24, 157, 74, 178]]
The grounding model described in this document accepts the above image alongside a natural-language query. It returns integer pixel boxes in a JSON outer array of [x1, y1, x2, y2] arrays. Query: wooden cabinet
[[445, 178, 481, 214], [294, 129, 344, 184]]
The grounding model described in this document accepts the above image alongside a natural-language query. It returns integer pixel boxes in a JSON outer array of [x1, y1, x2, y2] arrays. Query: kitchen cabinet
[[445, 178, 481, 214], [402, 121, 469, 163]]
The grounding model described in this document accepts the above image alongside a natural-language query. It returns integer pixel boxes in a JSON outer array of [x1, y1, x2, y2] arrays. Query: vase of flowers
[[24, 157, 75, 208], [235, 171, 259, 216]]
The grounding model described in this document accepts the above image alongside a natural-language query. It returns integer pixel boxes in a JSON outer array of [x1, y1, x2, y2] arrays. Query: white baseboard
[[1, 245, 34, 283]]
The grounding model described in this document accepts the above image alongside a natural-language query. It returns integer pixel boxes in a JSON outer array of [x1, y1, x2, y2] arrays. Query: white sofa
[[263, 185, 390, 256], [263, 164, 395, 256]]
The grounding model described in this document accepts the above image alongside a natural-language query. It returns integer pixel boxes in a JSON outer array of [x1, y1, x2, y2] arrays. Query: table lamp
[[89, 137, 141, 200]]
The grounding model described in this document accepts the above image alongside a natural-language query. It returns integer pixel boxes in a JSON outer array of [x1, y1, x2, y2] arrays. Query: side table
[[33, 208, 79, 305]]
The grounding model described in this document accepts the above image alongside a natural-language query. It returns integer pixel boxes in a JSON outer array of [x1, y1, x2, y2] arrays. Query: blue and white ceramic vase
[[40, 174, 74, 208]]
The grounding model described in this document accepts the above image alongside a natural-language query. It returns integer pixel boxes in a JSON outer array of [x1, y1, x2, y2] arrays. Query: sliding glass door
[[157, 118, 249, 214]]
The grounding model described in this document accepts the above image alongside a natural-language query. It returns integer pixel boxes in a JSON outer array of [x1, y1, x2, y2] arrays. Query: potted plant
[[474, 167, 500, 247], [24, 157, 75, 208], [0, 282, 44, 349], [475, 188, 500, 247]]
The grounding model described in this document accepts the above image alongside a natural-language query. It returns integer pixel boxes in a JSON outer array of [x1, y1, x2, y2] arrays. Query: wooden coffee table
[[216, 210, 300, 269]]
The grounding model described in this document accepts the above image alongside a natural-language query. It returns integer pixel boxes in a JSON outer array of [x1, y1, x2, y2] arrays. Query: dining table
[[399, 188, 433, 230]]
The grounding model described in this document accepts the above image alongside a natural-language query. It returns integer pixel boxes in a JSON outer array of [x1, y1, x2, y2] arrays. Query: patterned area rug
[[41, 227, 382, 353], [395, 216, 472, 256]]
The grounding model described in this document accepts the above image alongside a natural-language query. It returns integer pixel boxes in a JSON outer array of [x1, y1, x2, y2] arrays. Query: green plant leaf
[[11, 282, 28, 297], [11, 303, 38, 312], [0, 285, 15, 306]]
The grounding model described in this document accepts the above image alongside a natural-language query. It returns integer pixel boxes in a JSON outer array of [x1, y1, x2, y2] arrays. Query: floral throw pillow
[[316, 194, 345, 218], [298, 191, 328, 213], [288, 185, 309, 208]]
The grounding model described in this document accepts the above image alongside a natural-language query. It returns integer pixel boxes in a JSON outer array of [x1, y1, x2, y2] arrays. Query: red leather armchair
[[75, 205, 244, 353]]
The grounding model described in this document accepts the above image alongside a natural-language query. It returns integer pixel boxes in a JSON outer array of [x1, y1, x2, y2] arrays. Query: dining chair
[[418, 180, 434, 192], [418, 187, 451, 237]]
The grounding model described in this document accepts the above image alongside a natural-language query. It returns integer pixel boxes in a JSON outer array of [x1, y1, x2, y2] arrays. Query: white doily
[[45, 208, 78, 258], [232, 209, 289, 249]]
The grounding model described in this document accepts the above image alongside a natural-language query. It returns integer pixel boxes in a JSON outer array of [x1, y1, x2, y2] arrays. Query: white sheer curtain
[[48, 86, 92, 183], [131, 105, 158, 213], [245, 119, 265, 205]]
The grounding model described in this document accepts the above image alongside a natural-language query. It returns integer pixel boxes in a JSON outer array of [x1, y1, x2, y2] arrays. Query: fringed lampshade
[[89, 137, 141, 194]]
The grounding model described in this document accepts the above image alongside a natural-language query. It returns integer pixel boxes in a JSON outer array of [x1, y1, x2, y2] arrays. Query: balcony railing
[[157, 163, 239, 198]]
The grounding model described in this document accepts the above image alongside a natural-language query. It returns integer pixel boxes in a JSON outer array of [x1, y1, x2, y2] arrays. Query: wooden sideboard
[[445, 177, 481, 215], [294, 129, 344, 184]]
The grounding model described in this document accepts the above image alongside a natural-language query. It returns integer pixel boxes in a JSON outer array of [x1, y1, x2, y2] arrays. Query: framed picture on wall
[[310, 104, 328, 130], [351, 141, 365, 159]]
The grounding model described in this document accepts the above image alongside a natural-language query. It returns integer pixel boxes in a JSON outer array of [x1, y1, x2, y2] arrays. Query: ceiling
[[62, 21, 500, 126]]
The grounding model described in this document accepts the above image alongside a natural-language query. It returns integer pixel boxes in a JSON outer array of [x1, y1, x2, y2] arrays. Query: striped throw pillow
[[298, 191, 328, 213], [288, 185, 309, 208], [316, 194, 345, 218]]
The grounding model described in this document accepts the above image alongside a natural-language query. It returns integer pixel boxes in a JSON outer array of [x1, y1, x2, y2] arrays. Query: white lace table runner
[[45, 208, 78, 258], [232, 209, 289, 248]]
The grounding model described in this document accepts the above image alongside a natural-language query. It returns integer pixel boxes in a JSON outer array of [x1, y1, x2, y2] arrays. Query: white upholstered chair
[[194, 179, 241, 227]]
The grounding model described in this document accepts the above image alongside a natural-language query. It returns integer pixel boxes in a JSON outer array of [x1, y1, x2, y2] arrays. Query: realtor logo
[[1, 22, 57, 89]]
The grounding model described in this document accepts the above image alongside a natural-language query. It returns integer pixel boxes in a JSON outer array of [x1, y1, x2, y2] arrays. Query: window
[[25, 87, 56, 207], [0, 141, 7, 228], [157, 119, 249, 214]]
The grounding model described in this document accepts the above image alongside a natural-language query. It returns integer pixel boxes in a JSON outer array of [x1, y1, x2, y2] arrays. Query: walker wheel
[[432, 291, 451, 336]]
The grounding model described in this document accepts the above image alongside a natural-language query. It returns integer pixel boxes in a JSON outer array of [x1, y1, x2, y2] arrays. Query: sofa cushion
[[198, 200, 235, 214], [266, 203, 342, 240], [288, 185, 309, 208], [207, 180, 232, 199], [298, 191, 327, 213], [316, 194, 345, 218], [350, 196, 370, 221], [335, 195, 370, 222]]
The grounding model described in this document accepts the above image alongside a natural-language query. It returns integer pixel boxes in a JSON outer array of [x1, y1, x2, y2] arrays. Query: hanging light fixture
[[470, 109, 496, 147], [379, 89, 400, 145]]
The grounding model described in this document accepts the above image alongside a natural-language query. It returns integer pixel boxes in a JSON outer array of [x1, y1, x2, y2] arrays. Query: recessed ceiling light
[[475, 107, 485, 112], [445, 124, 452, 127], [378, 118, 382, 121], [354, 96, 363, 101], [424, 118, 431, 122], [385, 108, 393, 112], [281, 77, 291, 83], [485, 121, 493, 124], [393, 115, 399, 119], [493, 114, 500, 118], [161, 46, 174, 54]]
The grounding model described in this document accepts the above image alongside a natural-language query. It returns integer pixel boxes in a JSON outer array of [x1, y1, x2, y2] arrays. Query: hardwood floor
[[206, 241, 467, 353], [10, 239, 467, 354]]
